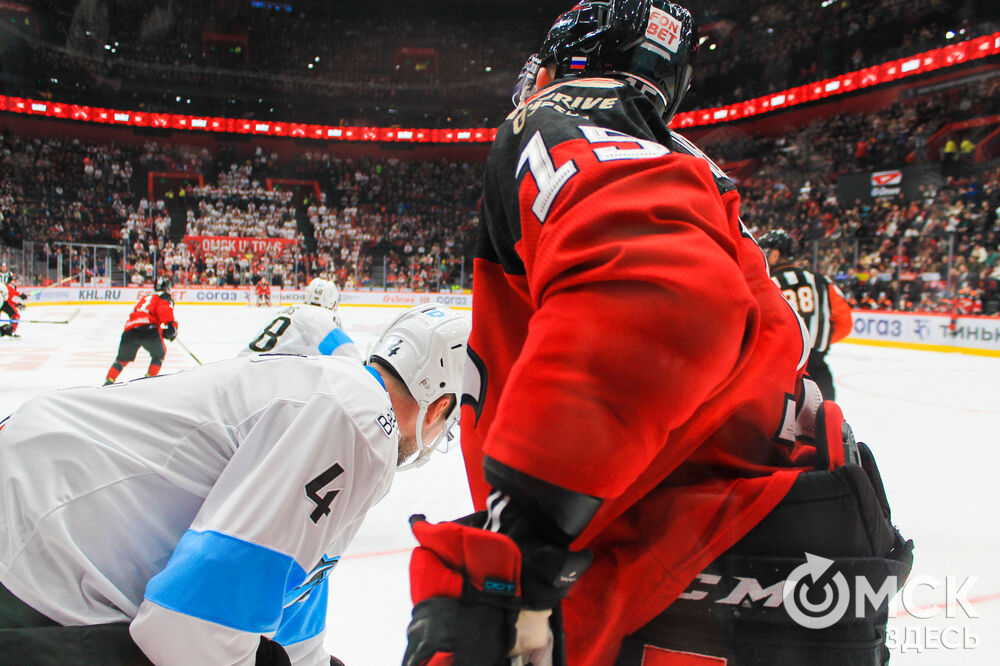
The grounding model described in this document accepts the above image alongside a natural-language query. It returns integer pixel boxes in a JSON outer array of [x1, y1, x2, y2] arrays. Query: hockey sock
[[146, 362, 162, 377], [106, 362, 126, 383]]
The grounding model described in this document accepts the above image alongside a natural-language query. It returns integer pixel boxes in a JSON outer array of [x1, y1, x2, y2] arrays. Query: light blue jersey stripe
[[318, 328, 352, 355], [274, 576, 330, 645], [364, 365, 385, 389], [144, 529, 305, 634]]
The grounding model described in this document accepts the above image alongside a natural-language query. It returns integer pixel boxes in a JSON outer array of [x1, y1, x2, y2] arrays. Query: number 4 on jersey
[[305, 463, 344, 523]]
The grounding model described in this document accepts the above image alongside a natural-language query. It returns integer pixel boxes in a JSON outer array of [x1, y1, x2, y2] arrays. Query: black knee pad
[[620, 446, 913, 666]]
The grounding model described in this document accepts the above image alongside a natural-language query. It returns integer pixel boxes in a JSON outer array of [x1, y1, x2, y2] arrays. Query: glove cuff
[[521, 545, 593, 610]]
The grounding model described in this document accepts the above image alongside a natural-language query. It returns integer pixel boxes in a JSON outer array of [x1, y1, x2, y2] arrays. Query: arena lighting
[[1, 32, 997, 140]]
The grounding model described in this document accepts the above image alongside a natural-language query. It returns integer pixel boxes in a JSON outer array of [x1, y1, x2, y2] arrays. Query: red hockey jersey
[[3, 282, 25, 306], [125, 293, 177, 333], [463, 78, 820, 665]]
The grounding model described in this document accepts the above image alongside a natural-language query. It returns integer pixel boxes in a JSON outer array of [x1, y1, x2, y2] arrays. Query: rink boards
[[20, 287, 998, 356], [25, 286, 472, 309]]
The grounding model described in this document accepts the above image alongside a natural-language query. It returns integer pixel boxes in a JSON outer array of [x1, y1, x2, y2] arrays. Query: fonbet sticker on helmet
[[646, 5, 682, 53]]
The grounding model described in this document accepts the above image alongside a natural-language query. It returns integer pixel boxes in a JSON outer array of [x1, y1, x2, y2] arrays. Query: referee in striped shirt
[[758, 230, 854, 399]]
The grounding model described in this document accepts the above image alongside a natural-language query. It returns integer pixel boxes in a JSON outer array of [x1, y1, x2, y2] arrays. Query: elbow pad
[[483, 455, 602, 545], [483, 456, 603, 609]]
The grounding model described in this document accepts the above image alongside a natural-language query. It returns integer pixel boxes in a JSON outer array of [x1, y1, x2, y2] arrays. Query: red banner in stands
[[183, 235, 299, 256], [1, 32, 997, 138]]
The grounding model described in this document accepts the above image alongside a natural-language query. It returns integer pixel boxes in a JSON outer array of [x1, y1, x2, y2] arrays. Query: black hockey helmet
[[156, 277, 171, 294], [532, 0, 698, 122], [757, 229, 793, 256]]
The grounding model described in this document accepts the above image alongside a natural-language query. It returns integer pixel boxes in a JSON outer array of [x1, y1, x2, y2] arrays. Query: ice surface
[[1, 302, 996, 664]]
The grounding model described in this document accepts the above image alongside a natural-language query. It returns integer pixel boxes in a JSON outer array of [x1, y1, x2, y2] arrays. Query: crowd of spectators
[[707, 75, 1000, 176], [183, 165, 298, 239], [0, 134, 135, 247], [9, 0, 552, 126], [687, 0, 999, 109], [2, 67, 999, 310], [703, 77, 1000, 314], [298, 154, 480, 290], [743, 171, 1000, 315], [5, 0, 998, 127], [120, 160, 305, 288]]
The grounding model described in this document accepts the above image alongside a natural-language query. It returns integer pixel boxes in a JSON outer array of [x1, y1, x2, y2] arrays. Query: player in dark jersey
[[104, 278, 179, 385], [759, 229, 854, 399], [401, 3, 910, 666]]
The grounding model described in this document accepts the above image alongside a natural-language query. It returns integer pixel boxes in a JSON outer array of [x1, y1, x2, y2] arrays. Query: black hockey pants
[[615, 443, 913, 666], [807, 351, 836, 400], [0, 584, 154, 665]]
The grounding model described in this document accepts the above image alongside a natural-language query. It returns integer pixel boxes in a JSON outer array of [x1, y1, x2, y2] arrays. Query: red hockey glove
[[403, 514, 522, 666]]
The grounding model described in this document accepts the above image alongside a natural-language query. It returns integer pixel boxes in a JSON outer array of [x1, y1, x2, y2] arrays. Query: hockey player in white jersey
[[0, 303, 470, 666], [241, 277, 360, 360]]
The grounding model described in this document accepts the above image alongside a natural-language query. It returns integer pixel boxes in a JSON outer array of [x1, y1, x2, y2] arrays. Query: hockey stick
[[173, 337, 203, 365], [28, 274, 78, 298], [0, 317, 69, 324]]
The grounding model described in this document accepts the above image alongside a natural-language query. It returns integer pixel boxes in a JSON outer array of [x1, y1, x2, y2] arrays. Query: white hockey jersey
[[0, 355, 398, 666], [240, 304, 361, 360]]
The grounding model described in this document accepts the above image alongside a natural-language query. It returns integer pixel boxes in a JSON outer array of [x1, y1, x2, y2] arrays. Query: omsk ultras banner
[[182, 236, 299, 256]]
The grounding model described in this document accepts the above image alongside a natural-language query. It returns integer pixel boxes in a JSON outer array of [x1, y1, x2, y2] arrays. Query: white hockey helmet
[[368, 304, 471, 469], [305, 278, 339, 310]]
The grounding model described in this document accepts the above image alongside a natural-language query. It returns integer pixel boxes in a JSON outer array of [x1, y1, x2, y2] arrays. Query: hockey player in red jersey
[[104, 278, 179, 384], [0, 274, 27, 338], [255, 276, 272, 307], [402, 2, 911, 666]]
